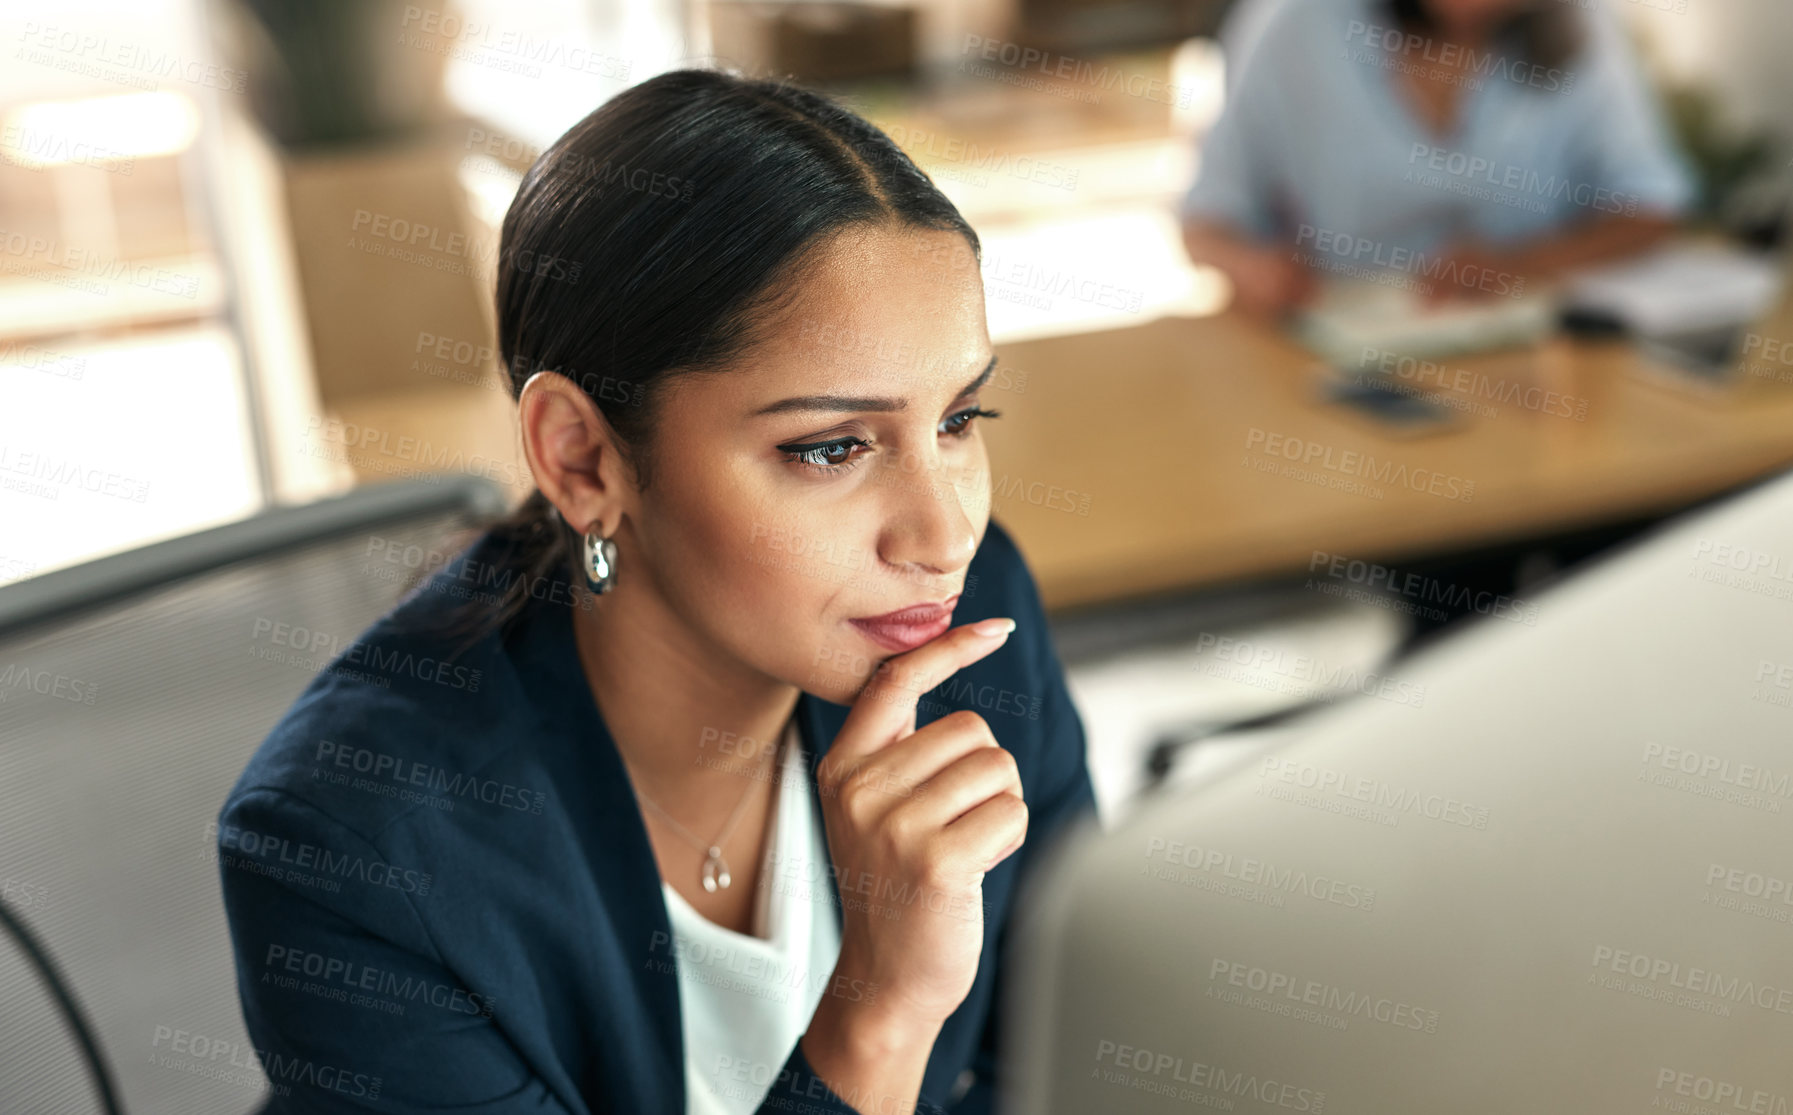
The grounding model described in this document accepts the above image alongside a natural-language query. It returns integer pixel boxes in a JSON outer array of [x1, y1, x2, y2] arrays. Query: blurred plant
[[1658, 85, 1779, 240]]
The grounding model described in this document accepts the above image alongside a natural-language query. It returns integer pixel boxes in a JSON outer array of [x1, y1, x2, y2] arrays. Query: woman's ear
[[518, 370, 633, 536]]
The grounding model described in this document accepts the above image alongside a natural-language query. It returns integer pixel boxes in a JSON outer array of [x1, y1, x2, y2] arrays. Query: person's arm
[[782, 618, 1038, 1115], [1503, 213, 1678, 276], [1177, 4, 1316, 320], [799, 996, 946, 1115], [216, 789, 577, 1114], [794, 534, 1100, 1115], [1425, 213, 1677, 302], [1182, 219, 1318, 319]]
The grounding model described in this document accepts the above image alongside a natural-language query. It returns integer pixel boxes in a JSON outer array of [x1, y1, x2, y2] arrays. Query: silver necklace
[[636, 726, 785, 893]]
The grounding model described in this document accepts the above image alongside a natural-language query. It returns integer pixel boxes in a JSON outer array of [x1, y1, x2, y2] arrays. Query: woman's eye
[[940, 406, 1001, 438], [777, 408, 999, 477], [778, 436, 868, 474]]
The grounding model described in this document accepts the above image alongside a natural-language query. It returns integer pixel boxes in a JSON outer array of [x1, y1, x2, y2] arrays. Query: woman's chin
[[795, 674, 871, 708]]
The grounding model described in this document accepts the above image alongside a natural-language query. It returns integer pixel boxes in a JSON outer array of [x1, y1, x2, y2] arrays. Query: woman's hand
[[800, 617, 1027, 1110]]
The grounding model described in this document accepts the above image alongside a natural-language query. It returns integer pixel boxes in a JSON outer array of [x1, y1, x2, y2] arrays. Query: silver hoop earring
[[583, 523, 618, 594]]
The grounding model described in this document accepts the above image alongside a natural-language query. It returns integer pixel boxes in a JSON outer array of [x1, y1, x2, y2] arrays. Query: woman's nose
[[875, 446, 980, 577]]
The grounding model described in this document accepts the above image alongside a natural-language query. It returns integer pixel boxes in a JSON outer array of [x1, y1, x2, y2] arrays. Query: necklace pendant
[[702, 847, 731, 893]]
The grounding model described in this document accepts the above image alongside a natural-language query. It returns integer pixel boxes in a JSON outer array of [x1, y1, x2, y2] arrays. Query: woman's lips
[[848, 595, 960, 653]]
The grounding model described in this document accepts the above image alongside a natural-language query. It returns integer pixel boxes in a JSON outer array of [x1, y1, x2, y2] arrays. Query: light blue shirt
[[1182, 0, 1697, 260]]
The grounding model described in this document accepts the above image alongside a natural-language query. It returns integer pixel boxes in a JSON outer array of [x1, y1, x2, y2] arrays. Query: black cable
[[0, 900, 125, 1115]]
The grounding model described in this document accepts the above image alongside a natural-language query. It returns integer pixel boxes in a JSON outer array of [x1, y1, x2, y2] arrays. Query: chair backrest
[[0, 476, 506, 1114]]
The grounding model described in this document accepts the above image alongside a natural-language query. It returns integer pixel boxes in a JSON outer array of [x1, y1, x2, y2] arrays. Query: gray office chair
[[0, 476, 507, 1114]]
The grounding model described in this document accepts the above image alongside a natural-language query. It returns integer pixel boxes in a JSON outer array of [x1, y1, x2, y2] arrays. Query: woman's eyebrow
[[750, 355, 997, 417]]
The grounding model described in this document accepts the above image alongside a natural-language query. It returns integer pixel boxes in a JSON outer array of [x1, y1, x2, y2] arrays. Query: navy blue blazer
[[216, 517, 1096, 1114]]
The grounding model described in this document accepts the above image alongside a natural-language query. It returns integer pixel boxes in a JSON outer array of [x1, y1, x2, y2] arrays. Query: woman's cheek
[[737, 510, 876, 593]]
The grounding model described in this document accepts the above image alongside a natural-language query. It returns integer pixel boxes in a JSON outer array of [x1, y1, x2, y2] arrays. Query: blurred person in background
[[1181, 0, 1696, 317]]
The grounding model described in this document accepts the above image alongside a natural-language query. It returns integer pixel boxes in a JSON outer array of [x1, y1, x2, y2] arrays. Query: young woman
[[1182, 0, 1695, 316], [216, 69, 1096, 1115]]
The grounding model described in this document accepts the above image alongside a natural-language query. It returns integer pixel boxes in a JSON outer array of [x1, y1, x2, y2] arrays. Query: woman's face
[[609, 222, 995, 705]]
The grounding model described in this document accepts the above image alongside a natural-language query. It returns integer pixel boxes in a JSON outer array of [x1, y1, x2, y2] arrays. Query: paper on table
[[1292, 278, 1559, 367], [1564, 242, 1783, 336]]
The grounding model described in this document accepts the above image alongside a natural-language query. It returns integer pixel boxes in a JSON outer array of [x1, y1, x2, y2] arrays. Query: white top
[[663, 718, 843, 1115]]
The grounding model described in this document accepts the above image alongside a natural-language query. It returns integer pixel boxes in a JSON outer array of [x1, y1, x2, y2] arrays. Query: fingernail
[[973, 618, 1015, 638]]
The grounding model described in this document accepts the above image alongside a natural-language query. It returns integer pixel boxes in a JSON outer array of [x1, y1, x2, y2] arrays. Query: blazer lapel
[[513, 579, 685, 1113]]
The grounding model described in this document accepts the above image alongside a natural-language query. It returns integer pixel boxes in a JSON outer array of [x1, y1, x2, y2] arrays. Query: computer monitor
[[1004, 466, 1793, 1113]]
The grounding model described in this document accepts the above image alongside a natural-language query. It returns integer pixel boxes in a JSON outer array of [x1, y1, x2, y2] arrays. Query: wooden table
[[985, 311, 1793, 610]]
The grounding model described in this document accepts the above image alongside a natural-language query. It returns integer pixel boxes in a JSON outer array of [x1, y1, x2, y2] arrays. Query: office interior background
[[3, 0, 1792, 1111]]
